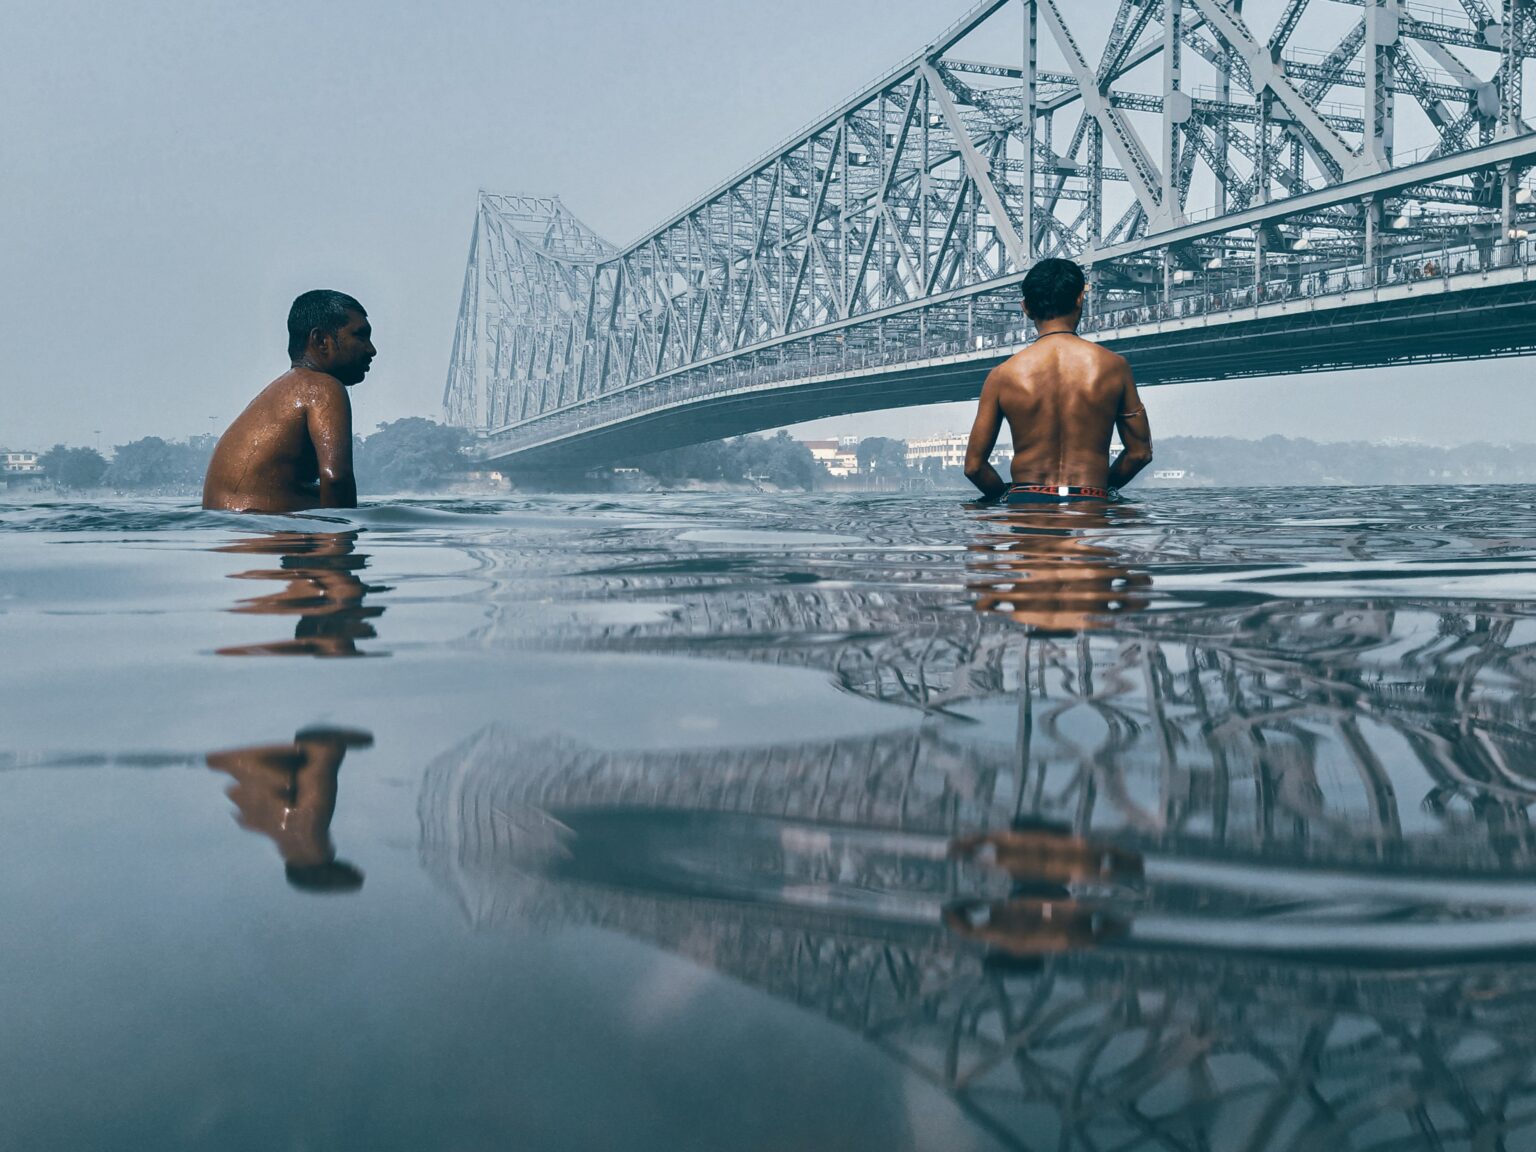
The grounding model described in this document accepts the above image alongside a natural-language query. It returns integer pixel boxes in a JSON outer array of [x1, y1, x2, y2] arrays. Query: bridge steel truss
[[447, 0, 1536, 467]]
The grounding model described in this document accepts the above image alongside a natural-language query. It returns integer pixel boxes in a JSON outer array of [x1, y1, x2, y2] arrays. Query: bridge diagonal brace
[[784, 123, 845, 332], [924, 176, 971, 296], [1099, 0, 1160, 87], [1037, 0, 1172, 232], [1189, 0, 1370, 179], [920, 62, 1026, 269], [880, 199, 925, 302], [1301, 21, 1366, 105], [1268, 0, 1312, 55]]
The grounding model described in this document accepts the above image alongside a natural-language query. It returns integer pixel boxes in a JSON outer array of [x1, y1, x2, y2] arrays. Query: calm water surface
[[3, 487, 1536, 1151]]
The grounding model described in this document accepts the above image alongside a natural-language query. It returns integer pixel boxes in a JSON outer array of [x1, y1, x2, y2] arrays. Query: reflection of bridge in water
[[446, 0, 1536, 469], [419, 716, 1536, 1150], [420, 534, 1536, 1147], [481, 559, 1536, 866]]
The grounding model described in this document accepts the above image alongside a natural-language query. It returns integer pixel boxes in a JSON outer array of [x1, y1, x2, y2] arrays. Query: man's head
[[287, 289, 374, 385], [1021, 258, 1087, 325]]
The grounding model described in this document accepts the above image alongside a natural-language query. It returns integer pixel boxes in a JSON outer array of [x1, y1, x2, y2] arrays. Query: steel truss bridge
[[447, 0, 1536, 471]]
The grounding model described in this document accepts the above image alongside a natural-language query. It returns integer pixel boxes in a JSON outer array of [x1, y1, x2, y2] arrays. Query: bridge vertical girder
[[1022, 0, 1038, 258], [1500, 0, 1527, 138], [1366, 0, 1401, 169]]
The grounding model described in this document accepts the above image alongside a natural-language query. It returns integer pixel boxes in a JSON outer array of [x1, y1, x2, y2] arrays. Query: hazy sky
[[5, 0, 1535, 453]]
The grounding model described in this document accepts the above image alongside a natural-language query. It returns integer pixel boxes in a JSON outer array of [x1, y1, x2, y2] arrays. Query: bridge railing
[[478, 236, 1536, 458], [1080, 238, 1532, 334]]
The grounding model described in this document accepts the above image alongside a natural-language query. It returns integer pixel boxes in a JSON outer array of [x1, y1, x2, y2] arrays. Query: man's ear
[[1076, 285, 1087, 310], [308, 327, 331, 358]]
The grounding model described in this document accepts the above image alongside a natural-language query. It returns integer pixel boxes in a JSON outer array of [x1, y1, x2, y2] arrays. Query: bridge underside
[[486, 275, 1536, 472]]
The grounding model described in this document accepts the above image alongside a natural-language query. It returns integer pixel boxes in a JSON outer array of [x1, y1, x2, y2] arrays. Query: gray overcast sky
[[4, 0, 1535, 452]]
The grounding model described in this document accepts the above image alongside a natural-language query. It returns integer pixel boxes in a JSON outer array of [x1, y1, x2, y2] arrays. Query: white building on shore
[[905, 434, 1013, 472], [802, 438, 861, 477], [2, 450, 42, 476]]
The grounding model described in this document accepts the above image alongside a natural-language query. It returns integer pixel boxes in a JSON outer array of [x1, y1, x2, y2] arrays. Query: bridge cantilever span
[[446, 0, 1536, 471]]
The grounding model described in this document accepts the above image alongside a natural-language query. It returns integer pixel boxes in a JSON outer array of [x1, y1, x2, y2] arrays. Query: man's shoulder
[[1071, 337, 1126, 364], [999, 336, 1126, 369], [1077, 340, 1130, 376], [274, 368, 347, 403], [995, 345, 1041, 374]]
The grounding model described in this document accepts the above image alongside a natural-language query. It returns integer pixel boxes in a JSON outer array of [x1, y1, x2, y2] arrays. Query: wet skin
[[964, 293, 1154, 500], [204, 728, 371, 885], [212, 531, 386, 657], [966, 504, 1152, 633], [202, 311, 374, 513]]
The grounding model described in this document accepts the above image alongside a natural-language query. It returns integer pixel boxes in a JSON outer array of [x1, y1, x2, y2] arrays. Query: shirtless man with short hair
[[202, 290, 375, 513], [964, 258, 1153, 503]]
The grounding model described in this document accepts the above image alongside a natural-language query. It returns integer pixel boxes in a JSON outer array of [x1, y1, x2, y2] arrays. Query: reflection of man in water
[[206, 728, 371, 892], [202, 290, 374, 513], [968, 504, 1151, 632], [214, 531, 386, 657], [944, 827, 1140, 956], [963, 259, 1154, 503]]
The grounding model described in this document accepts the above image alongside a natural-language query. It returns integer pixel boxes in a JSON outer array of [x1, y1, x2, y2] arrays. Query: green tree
[[734, 430, 819, 489], [38, 444, 108, 489], [857, 436, 909, 480], [629, 431, 820, 489], [355, 418, 470, 493], [631, 439, 733, 483], [103, 436, 212, 490]]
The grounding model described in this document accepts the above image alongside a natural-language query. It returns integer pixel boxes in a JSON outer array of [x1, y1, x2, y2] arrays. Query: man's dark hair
[[286, 860, 365, 893], [287, 290, 365, 361], [1021, 259, 1086, 322]]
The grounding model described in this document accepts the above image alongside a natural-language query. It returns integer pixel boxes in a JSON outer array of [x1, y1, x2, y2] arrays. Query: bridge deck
[[481, 254, 1536, 470]]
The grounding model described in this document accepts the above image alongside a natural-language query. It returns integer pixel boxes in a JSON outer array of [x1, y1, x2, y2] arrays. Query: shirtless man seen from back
[[202, 290, 374, 514], [964, 258, 1153, 503]]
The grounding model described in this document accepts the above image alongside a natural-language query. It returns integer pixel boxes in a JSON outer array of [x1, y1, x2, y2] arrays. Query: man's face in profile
[[324, 310, 375, 386]]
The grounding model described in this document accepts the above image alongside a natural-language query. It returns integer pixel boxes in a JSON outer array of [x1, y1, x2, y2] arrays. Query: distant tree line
[[628, 431, 821, 489], [1148, 436, 1536, 486], [36, 445, 111, 489], [24, 428, 1536, 495], [353, 417, 470, 493], [856, 437, 910, 481], [628, 432, 1536, 490], [26, 418, 470, 495]]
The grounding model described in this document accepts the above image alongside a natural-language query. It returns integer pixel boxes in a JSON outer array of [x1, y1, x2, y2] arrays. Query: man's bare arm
[[1107, 363, 1153, 490], [964, 369, 1010, 500], [307, 382, 358, 508]]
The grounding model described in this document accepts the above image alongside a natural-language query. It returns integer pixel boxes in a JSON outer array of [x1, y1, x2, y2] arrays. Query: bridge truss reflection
[[473, 506, 1536, 869], [421, 503, 1536, 1149]]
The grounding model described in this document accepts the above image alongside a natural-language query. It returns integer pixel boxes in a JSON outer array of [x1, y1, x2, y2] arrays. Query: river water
[[3, 487, 1535, 1151]]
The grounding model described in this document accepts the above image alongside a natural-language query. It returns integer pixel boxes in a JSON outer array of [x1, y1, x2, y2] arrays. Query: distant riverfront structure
[[445, 0, 1536, 474], [1, 450, 41, 478], [800, 438, 860, 478], [797, 433, 1015, 483]]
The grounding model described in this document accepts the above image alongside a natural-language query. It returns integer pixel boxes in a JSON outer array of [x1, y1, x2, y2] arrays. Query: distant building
[[1151, 468, 1188, 481], [905, 434, 1012, 472], [803, 438, 861, 478], [1, 450, 41, 475], [906, 434, 966, 470]]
